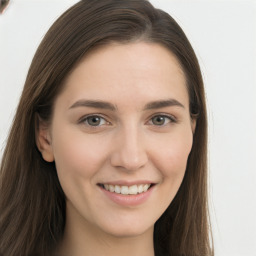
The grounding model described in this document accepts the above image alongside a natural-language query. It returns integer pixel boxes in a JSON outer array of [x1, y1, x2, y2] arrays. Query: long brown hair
[[0, 1, 213, 255]]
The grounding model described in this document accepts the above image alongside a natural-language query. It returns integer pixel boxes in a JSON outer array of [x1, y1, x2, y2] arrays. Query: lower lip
[[99, 185, 154, 207]]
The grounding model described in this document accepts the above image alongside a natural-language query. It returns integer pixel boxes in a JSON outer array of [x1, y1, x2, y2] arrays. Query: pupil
[[88, 117, 100, 126], [153, 116, 164, 125]]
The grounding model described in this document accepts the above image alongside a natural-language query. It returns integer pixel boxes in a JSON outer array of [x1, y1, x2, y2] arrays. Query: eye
[[80, 115, 109, 127], [149, 115, 176, 126]]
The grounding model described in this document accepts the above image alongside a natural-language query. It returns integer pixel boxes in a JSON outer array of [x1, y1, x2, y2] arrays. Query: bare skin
[[37, 42, 195, 256]]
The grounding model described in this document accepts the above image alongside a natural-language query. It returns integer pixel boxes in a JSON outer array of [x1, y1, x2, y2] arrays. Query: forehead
[[57, 42, 188, 109]]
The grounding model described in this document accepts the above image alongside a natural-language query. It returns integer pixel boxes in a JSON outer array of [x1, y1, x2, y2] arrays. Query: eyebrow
[[69, 98, 185, 111], [69, 100, 117, 111], [143, 99, 185, 110]]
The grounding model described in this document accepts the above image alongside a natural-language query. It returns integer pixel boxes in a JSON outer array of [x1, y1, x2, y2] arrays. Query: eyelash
[[78, 113, 177, 128], [79, 114, 110, 127], [147, 114, 177, 126]]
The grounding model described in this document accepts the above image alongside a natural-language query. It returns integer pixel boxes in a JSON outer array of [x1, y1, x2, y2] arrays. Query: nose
[[110, 126, 148, 172]]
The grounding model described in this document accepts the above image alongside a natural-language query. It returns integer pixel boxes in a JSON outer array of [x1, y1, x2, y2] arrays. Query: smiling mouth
[[98, 183, 155, 195]]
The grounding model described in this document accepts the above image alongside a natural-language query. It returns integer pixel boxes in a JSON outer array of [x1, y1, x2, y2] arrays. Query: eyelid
[[77, 112, 177, 129], [147, 113, 177, 125], [78, 114, 111, 126]]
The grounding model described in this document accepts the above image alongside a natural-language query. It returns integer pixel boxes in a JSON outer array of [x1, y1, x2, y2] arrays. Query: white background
[[0, 1, 255, 256]]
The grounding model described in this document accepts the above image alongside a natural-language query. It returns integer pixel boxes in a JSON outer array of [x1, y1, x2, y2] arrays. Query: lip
[[99, 180, 155, 186], [98, 182, 155, 207]]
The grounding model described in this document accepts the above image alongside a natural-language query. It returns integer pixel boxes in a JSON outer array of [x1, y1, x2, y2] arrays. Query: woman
[[0, 0, 213, 255]]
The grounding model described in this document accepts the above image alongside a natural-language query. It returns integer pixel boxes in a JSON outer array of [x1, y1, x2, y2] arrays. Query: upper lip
[[97, 180, 156, 186]]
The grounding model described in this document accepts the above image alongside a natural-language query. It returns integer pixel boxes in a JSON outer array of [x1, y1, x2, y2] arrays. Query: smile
[[98, 182, 156, 206], [99, 183, 153, 195]]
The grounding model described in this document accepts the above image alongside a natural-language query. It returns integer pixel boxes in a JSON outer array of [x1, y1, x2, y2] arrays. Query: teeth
[[138, 184, 144, 193], [109, 185, 115, 192], [143, 184, 150, 192], [114, 185, 121, 194], [121, 186, 129, 195], [129, 185, 138, 195], [102, 184, 151, 195]]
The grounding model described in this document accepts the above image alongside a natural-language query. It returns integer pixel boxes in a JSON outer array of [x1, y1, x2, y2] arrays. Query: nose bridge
[[110, 123, 148, 171]]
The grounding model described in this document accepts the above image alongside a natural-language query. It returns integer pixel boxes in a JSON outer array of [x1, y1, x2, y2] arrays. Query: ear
[[35, 114, 55, 162], [191, 118, 197, 135]]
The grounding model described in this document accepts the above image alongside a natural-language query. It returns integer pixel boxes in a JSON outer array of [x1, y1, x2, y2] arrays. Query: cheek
[[51, 128, 110, 182], [151, 129, 193, 178], [148, 130, 193, 213]]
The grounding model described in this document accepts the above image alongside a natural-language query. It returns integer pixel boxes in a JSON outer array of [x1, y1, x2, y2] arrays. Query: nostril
[[110, 150, 148, 171]]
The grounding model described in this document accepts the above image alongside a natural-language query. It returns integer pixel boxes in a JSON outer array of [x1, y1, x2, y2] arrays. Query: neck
[[55, 205, 155, 256]]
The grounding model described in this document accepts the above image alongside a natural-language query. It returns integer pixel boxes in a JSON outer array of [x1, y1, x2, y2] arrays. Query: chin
[[94, 215, 155, 238], [104, 226, 153, 239]]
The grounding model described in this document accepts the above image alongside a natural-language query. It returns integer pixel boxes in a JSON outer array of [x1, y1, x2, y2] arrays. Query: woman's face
[[39, 42, 195, 238]]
